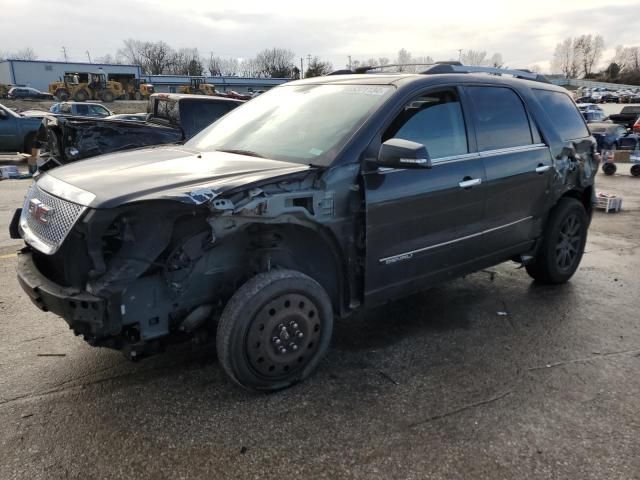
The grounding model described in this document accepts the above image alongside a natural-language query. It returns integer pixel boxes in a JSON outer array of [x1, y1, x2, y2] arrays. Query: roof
[[286, 72, 566, 93], [0, 59, 140, 68], [150, 92, 244, 103]]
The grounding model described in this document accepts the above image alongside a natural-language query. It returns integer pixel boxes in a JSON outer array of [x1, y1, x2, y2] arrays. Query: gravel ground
[[0, 166, 639, 479]]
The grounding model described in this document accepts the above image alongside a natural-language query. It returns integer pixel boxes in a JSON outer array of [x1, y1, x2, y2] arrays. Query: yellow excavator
[[179, 77, 219, 96], [127, 79, 155, 100], [48, 72, 124, 102]]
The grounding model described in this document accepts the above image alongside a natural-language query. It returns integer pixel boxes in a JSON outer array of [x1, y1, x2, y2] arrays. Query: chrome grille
[[20, 182, 86, 254]]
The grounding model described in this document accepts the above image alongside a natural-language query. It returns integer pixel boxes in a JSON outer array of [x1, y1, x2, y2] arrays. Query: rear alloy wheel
[[630, 164, 640, 177], [602, 162, 617, 175], [216, 269, 333, 392], [526, 197, 588, 284]]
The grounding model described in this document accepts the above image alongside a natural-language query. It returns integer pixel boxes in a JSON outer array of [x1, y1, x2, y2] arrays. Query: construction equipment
[[179, 77, 219, 96], [48, 72, 124, 103], [128, 79, 155, 100], [0, 83, 10, 99]]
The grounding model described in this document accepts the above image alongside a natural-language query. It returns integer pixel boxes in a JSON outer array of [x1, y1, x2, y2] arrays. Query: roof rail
[[421, 64, 551, 83], [327, 62, 550, 83]]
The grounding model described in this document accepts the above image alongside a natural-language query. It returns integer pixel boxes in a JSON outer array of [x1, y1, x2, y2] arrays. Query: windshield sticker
[[344, 86, 388, 96], [309, 148, 323, 156]]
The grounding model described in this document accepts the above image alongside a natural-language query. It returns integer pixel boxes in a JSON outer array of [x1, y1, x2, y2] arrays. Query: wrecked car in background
[[11, 64, 598, 392], [36, 93, 243, 170], [0, 103, 41, 153]]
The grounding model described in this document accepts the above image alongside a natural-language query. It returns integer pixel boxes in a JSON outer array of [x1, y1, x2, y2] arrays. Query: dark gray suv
[[11, 63, 598, 391]]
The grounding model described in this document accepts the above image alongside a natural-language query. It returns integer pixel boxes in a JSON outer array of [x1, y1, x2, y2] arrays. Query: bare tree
[[238, 58, 262, 77], [574, 34, 604, 77], [254, 48, 295, 78], [304, 56, 333, 78], [95, 53, 121, 64], [0, 47, 38, 61], [552, 38, 579, 78], [490, 53, 504, 68], [118, 39, 145, 67], [396, 48, 412, 71], [167, 48, 203, 75], [461, 50, 487, 66], [208, 56, 239, 76]]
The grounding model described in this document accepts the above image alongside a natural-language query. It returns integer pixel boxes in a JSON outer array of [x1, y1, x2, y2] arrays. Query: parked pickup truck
[[0, 103, 41, 153], [36, 93, 244, 170], [608, 105, 640, 129]]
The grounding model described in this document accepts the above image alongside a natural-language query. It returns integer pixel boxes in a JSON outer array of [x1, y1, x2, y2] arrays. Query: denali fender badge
[[381, 253, 413, 265], [28, 198, 54, 224]]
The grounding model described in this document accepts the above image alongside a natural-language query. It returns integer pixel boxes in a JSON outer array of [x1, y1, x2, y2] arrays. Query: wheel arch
[[561, 186, 594, 216], [236, 222, 349, 316]]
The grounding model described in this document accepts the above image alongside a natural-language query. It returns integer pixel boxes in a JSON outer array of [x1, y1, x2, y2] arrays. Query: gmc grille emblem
[[28, 198, 54, 224]]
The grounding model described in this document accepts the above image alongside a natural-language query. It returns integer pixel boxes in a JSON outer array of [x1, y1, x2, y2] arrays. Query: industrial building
[[0, 60, 142, 92], [0, 59, 289, 95]]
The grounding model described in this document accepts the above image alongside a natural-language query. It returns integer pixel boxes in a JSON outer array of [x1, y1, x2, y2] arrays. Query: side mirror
[[0, 110, 7, 119], [377, 138, 432, 169]]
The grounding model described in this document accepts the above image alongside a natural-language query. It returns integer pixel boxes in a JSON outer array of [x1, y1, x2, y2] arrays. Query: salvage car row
[[0, 94, 244, 168]]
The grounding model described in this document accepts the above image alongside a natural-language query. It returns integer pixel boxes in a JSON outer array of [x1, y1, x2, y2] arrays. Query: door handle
[[458, 178, 482, 189], [535, 165, 551, 174]]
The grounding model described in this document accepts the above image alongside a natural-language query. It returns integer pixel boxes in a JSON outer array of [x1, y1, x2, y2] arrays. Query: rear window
[[180, 100, 238, 139], [533, 89, 589, 140], [467, 86, 533, 151]]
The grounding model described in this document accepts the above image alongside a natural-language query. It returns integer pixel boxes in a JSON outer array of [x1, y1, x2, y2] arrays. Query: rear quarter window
[[466, 86, 533, 151], [533, 89, 589, 141]]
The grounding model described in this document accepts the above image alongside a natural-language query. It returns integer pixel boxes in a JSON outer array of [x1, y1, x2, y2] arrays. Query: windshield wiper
[[216, 148, 264, 158]]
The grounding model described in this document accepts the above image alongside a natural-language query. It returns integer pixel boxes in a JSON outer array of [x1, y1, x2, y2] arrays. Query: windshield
[[187, 84, 394, 166]]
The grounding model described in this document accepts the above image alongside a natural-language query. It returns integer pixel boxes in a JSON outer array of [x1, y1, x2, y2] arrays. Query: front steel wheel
[[216, 269, 333, 392]]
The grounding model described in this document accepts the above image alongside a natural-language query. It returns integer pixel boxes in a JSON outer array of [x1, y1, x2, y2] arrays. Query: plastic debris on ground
[[596, 191, 622, 213]]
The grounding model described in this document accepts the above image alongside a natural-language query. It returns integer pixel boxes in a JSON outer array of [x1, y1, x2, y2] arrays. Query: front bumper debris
[[16, 249, 119, 340]]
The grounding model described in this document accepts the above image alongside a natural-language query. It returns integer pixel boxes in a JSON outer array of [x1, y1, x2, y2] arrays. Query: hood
[[43, 145, 313, 208]]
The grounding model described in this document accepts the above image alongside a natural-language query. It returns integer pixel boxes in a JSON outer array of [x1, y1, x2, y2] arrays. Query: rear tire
[[602, 162, 617, 175], [101, 90, 115, 102], [73, 89, 89, 102], [216, 269, 333, 392], [631, 164, 640, 177], [134, 91, 142, 101], [526, 197, 588, 284]]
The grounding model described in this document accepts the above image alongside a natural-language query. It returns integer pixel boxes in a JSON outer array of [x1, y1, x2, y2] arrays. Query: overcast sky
[[2, 0, 639, 72]]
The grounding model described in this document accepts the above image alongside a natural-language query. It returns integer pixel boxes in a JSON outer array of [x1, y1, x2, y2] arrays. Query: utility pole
[[61, 46, 68, 62], [86, 50, 92, 63], [458, 49, 463, 62], [348, 55, 352, 70], [300, 57, 304, 78]]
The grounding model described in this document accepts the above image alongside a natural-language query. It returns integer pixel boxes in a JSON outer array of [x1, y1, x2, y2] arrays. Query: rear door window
[[467, 86, 533, 151], [533, 89, 589, 141]]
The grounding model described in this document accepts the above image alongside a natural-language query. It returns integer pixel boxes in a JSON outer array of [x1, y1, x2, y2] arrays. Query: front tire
[[526, 198, 588, 284], [631, 164, 640, 177], [216, 269, 333, 392]]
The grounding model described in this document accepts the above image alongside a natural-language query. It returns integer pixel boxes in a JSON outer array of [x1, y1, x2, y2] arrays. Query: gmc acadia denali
[[11, 63, 598, 391]]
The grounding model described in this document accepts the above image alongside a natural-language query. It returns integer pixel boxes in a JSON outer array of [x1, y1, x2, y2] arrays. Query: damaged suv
[[12, 64, 598, 391]]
